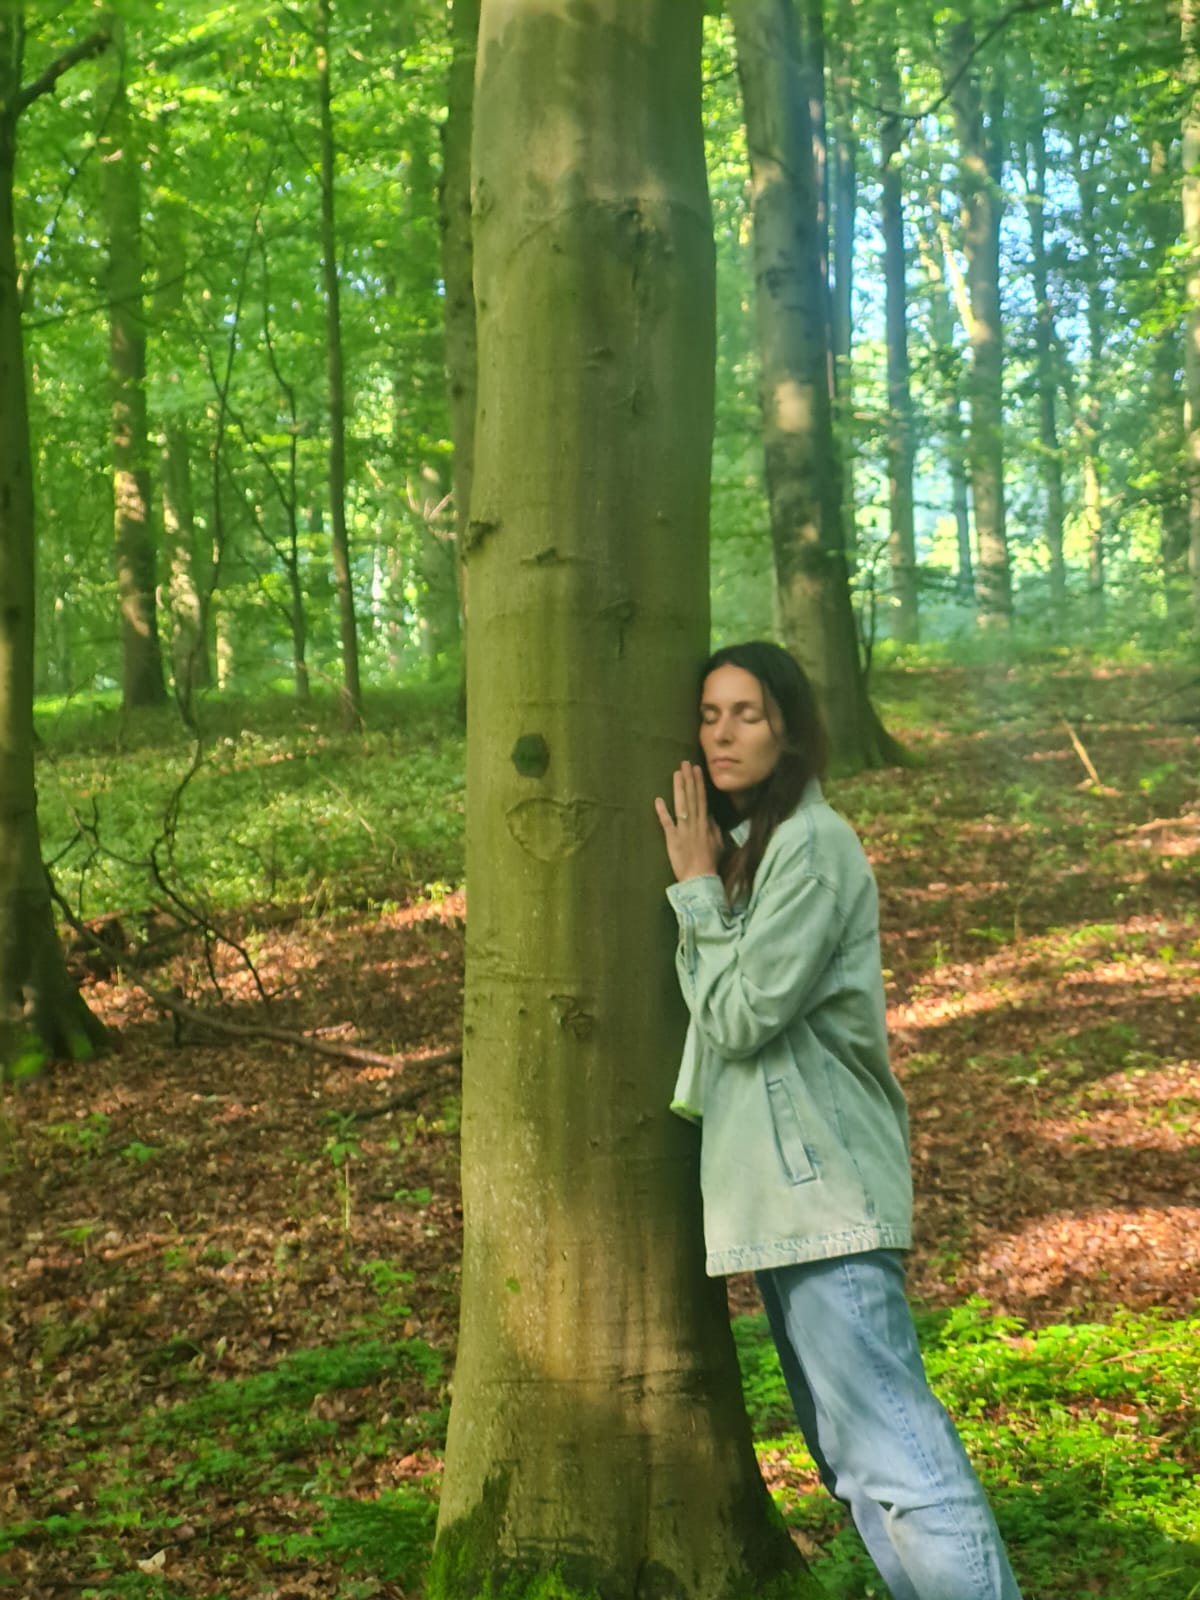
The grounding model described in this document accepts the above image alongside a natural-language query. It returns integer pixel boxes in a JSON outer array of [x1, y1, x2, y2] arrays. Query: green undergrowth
[[734, 1302, 1200, 1600], [35, 679, 466, 915], [8, 1300, 1199, 1596], [2, 1330, 445, 1594]]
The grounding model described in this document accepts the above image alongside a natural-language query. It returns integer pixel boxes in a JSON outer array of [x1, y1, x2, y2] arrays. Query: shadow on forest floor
[[3, 661, 1198, 1598]]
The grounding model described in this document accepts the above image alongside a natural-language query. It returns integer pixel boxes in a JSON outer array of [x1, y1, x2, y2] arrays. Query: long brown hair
[[700, 641, 829, 901]]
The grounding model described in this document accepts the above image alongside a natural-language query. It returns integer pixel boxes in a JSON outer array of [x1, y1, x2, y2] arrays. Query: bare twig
[[50, 887, 458, 1074], [17, 29, 109, 114], [1060, 716, 1114, 793], [340, 1066, 462, 1122], [157, 995, 461, 1074]]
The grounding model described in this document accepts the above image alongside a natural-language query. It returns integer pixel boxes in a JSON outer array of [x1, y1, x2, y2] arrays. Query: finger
[[690, 761, 707, 819], [654, 797, 674, 832], [673, 766, 688, 822]]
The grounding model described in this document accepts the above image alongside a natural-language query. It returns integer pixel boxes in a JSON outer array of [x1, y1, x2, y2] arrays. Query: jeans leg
[[760, 1252, 1022, 1600], [758, 1269, 921, 1600]]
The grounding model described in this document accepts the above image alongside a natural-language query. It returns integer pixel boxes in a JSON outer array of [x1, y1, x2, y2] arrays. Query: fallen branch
[[340, 1065, 462, 1123], [159, 992, 462, 1073], [1060, 716, 1116, 794]]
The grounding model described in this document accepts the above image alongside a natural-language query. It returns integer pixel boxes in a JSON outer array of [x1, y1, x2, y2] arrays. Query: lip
[[709, 758, 739, 769]]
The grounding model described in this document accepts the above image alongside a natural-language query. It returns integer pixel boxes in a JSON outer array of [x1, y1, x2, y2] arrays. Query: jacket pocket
[[765, 1075, 817, 1185]]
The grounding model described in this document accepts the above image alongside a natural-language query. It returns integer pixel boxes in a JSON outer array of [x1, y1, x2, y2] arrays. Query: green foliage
[[733, 1304, 1200, 1600], [261, 1487, 437, 1587], [4, 1329, 446, 1594], [36, 680, 466, 915], [146, 1337, 442, 1437]]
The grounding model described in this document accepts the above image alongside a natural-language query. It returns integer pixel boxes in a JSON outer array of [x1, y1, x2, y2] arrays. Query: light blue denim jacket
[[667, 782, 912, 1276]]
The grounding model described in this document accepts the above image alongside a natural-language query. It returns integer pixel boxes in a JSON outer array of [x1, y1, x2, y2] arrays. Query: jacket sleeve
[[665, 816, 845, 1059]]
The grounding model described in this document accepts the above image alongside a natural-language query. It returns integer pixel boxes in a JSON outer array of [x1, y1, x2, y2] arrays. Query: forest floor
[[2, 659, 1199, 1600]]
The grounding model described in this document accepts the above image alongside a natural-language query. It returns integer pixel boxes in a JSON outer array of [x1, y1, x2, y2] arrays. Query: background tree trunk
[[101, 16, 167, 709], [1024, 98, 1066, 611], [0, 15, 108, 1068], [947, 8, 1012, 626], [1073, 127, 1108, 626], [315, 0, 362, 729], [828, 0, 857, 553], [431, 4, 816, 1597], [155, 200, 212, 706], [1182, 0, 1200, 635], [732, 0, 900, 769], [917, 210, 975, 598], [439, 0, 478, 660], [879, 43, 918, 644]]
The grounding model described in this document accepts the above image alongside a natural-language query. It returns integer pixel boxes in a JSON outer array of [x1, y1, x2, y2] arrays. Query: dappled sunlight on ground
[[4, 661, 1198, 1594]]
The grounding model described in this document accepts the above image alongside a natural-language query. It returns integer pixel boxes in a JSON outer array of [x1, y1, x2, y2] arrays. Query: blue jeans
[[758, 1251, 1022, 1600]]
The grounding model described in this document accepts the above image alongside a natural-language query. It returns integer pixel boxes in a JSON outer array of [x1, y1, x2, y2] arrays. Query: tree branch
[[865, 0, 1061, 131], [17, 29, 109, 115]]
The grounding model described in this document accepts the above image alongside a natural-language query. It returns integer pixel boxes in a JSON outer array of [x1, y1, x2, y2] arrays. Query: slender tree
[[430, 4, 816, 1596], [731, 0, 899, 768], [946, 3, 1012, 625], [1183, 0, 1200, 632], [315, 0, 363, 728], [0, 11, 109, 1068], [439, 0, 478, 653], [1072, 121, 1109, 625], [100, 14, 168, 708], [878, 43, 918, 643], [828, 0, 857, 545], [916, 204, 974, 597], [1023, 88, 1066, 610], [154, 194, 212, 705]]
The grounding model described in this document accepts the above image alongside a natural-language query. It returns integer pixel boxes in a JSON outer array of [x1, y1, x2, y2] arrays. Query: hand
[[655, 760, 723, 882]]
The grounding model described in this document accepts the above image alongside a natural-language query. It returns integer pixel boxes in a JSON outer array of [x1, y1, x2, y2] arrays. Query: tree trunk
[[430, 5, 816, 1597], [947, 9, 1011, 625], [439, 0, 477, 658], [101, 16, 167, 709], [917, 211, 974, 598], [1025, 103, 1066, 611], [732, 0, 900, 770], [315, 0, 362, 729], [155, 202, 212, 707], [1182, 0, 1200, 635], [1144, 135, 1189, 618], [828, 0, 856, 553], [878, 44, 918, 644], [1073, 128, 1107, 627], [0, 15, 108, 1069]]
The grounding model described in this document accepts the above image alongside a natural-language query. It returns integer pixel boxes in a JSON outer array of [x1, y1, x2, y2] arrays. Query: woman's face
[[699, 664, 783, 809]]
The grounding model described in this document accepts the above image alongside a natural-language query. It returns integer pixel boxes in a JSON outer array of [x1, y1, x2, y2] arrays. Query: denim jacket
[[667, 782, 912, 1276]]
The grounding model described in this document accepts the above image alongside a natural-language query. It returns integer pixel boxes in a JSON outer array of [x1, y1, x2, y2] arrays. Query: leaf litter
[[2, 662, 1197, 1597]]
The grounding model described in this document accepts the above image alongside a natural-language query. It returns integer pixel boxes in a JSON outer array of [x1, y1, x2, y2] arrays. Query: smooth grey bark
[[155, 199, 212, 705], [0, 12, 109, 1068], [101, 15, 167, 708], [878, 44, 918, 644], [917, 210, 974, 598], [1024, 99, 1066, 611], [431, 5, 817, 1597], [828, 0, 857, 549], [732, 0, 900, 769], [947, 7, 1012, 625], [1072, 125, 1108, 626], [1144, 134, 1189, 616]]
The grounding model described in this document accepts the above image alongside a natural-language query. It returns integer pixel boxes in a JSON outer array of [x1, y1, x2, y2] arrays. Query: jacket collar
[[729, 777, 823, 846]]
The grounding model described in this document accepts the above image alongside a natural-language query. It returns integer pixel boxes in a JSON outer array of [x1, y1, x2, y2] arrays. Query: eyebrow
[[699, 699, 762, 713]]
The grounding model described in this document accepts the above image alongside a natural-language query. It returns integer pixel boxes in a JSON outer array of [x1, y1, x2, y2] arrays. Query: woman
[[654, 641, 1021, 1600]]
